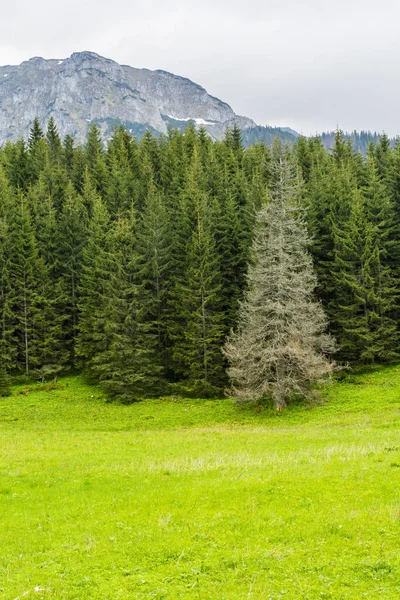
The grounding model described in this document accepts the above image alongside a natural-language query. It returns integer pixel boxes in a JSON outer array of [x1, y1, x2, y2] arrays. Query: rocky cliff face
[[0, 51, 257, 144]]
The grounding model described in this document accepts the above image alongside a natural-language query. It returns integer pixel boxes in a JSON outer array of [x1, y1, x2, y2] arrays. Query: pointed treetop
[[46, 117, 62, 155], [28, 117, 44, 149]]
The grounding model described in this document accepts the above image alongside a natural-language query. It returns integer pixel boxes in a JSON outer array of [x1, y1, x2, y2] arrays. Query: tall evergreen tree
[[330, 156, 399, 362], [224, 143, 335, 409], [76, 194, 111, 373], [63, 134, 75, 177], [46, 117, 63, 163], [4, 192, 43, 375], [0, 172, 14, 382], [57, 183, 88, 364], [306, 132, 356, 321], [5, 140, 30, 190], [105, 127, 138, 216], [135, 185, 172, 372], [173, 151, 225, 393], [28, 183, 69, 374], [85, 124, 108, 196], [0, 208, 11, 394], [93, 214, 163, 400], [28, 119, 48, 182], [28, 117, 44, 149]]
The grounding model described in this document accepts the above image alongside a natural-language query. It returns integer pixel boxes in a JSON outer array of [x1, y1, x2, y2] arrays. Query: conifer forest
[[1, 118, 399, 402]]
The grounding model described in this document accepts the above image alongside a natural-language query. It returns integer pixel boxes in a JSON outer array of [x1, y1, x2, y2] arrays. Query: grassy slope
[[0, 366, 399, 599]]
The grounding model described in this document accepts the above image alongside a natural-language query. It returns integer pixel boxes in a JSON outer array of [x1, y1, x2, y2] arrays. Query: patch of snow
[[3, 74, 8, 77], [85, 119, 91, 122], [194, 118, 216, 126], [167, 114, 216, 126], [57, 60, 63, 65]]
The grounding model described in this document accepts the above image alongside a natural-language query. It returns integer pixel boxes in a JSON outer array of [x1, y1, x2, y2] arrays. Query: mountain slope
[[0, 51, 258, 144]]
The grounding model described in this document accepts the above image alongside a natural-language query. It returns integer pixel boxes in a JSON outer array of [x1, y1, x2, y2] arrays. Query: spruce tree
[[306, 132, 356, 324], [5, 140, 30, 190], [224, 143, 335, 409], [135, 184, 172, 372], [160, 129, 185, 207], [216, 190, 249, 334], [63, 134, 75, 177], [28, 183, 69, 374], [331, 156, 399, 362], [173, 151, 225, 393], [46, 117, 63, 163], [4, 192, 43, 375], [57, 183, 88, 364], [76, 194, 111, 373], [85, 124, 108, 196], [28, 117, 44, 149], [93, 214, 163, 400], [71, 146, 86, 194], [105, 127, 138, 217], [28, 120, 48, 183], [0, 191, 12, 382], [0, 167, 15, 376], [225, 124, 244, 165]]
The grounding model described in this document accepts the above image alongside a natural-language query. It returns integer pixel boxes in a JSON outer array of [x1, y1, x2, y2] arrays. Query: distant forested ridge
[[0, 119, 399, 399], [242, 127, 397, 155], [318, 130, 397, 155], [241, 125, 299, 148]]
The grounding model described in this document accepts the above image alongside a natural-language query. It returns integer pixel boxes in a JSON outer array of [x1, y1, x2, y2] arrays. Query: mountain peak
[[68, 51, 116, 64], [70, 51, 103, 60], [0, 51, 256, 145], [27, 56, 46, 63]]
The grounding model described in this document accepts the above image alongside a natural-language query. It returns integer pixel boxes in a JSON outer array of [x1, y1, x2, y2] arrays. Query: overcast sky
[[1, 0, 399, 135]]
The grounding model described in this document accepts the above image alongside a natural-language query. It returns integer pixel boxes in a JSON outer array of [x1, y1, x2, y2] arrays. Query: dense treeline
[[0, 118, 399, 398]]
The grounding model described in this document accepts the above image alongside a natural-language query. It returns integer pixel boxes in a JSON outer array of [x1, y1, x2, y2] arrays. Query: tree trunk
[[201, 291, 208, 382], [274, 360, 287, 410], [23, 284, 29, 377]]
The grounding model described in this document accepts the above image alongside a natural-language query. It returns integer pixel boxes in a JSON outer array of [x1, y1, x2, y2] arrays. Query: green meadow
[[1, 366, 400, 599]]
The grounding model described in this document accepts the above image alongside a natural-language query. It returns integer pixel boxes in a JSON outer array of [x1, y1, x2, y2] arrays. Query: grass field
[[1, 366, 400, 599]]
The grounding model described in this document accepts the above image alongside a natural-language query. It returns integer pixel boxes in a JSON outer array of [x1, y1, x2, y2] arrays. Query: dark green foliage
[[63, 134, 75, 176], [28, 117, 44, 149], [135, 185, 172, 373], [3, 192, 44, 375], [330, 158, 399, 362], [85, 125, 108, 195], [172, 152, 225, 393], [1, 118, 400, 399], [57, 183, 88, 364], [105, 126, 138, 216], [4, 140, 30, 190], [76, 194, 111, 373], [93, 215, 164, 401], [46, 117, 63, 163], [28, 183, 69, 374]]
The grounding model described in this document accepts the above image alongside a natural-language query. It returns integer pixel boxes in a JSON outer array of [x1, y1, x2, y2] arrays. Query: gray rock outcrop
[[0, 51, 256, 144]]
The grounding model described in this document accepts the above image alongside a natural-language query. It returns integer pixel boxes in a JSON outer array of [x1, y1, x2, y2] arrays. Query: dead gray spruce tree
[[223, 142, 335, 410]]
